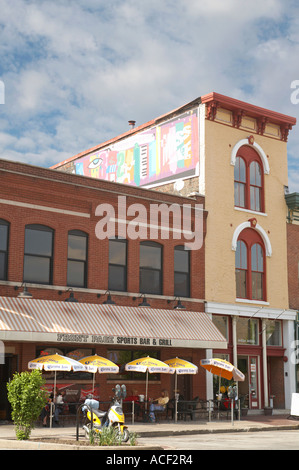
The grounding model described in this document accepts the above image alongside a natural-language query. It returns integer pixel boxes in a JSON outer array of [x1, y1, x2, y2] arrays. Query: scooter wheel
[[83, 423, 91, 439], [121, 428, 130, 443]]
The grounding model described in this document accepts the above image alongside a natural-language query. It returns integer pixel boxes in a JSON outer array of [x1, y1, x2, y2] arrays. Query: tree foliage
[[7, 370, 48, 440]]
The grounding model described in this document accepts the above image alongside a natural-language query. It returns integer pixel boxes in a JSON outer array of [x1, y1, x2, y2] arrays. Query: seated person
[[149, 390, 169, 422], [40, 390, 54, 427], [54, 390, 66, 425]]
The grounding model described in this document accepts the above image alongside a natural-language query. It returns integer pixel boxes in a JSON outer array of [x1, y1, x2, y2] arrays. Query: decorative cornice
[[257, 116, 268, 135], [232, 109, 244, 128], [206, 101, 219, 121], [280, 123, 293, 142], [201, 92, 296, 141]]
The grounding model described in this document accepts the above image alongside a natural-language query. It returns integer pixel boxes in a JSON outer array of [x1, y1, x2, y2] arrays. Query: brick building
[[0, 158, 227, 420], [286, 193, 299, 393], [53, 92, 298, 411]]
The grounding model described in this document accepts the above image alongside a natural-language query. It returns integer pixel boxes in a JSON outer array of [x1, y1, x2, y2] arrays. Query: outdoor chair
[[180, 397, 199, 421]]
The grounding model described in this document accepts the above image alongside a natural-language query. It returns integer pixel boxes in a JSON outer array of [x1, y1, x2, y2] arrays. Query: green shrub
[[7, 370, 48, 440], [129, 431, 138, 446], [97, 426, 121, 446]]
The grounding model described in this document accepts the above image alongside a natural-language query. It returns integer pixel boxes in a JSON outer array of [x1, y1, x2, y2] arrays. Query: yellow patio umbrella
[[200, 358, 245, 424], [28, 353, 86, 427], [165, 357, 198, 422], [125, 356, 170, 409], [200, 358, 245, 382], [79, 355, 119, 393]]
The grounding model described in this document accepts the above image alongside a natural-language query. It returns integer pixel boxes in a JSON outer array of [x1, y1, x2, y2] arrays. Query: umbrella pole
[[50, 371, 56, 429], [145, 370, 148, 412], [93, 373, 95, 395], [217, 374, 221, 420], [175, 372, 178, 423]]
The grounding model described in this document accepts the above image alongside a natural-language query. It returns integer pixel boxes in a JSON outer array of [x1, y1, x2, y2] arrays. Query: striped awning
[[0, 297, 227, 349]]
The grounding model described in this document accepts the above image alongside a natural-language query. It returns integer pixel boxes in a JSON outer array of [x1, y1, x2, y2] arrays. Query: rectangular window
[[174, 246, 190, 297], [235, 240, 247, 298], [265, 320, 282, 346], [107, 350, 160, 381], [108, 238, 127, 291], [67, 231, 88, 288], [251, 272, 263, 300], [234, 182, 246, 207], [212, 315, 228, 341], [237, 318, 259, 345], [0, 221, 9, 280], [140, 242, 162, 295], [24, 225, 53, 284], [236, 269, 247, 298], [24, 256, 51, 284], [251, 244, 264, 300], [250, 186, 261, 212]]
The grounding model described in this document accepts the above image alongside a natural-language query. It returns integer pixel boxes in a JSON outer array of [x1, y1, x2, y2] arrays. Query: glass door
[[249, 356, 259, 408], [238, 355, 260, 409]]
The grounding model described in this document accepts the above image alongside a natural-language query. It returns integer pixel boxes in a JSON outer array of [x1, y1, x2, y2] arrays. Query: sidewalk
[[1, 414, 299, 450]]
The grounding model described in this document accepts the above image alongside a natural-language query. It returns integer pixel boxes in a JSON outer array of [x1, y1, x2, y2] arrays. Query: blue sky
[[1, 0, 299, 190]]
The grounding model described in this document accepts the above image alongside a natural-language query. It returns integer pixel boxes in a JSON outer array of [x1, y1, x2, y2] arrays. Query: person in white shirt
[[54, 390, 65, 425]]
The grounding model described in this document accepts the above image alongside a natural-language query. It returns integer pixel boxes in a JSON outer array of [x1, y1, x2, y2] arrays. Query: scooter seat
[[91, 409, 107, 419]]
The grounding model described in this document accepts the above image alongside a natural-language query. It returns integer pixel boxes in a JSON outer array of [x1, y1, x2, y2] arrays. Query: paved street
[[1, 414, 299, 450], [139, 429, 299, 450]]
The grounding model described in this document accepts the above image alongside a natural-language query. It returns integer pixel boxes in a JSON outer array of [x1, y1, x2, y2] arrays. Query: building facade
[[0, 158, 227, 420], [53, 92, 297, 410], [286, 193, 299, 395]]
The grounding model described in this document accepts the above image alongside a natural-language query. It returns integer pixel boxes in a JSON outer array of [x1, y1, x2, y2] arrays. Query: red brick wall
[[0, 159, 206, 308]]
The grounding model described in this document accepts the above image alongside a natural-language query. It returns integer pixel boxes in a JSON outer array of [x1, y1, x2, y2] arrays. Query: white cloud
[[0, 0, 298, 190]]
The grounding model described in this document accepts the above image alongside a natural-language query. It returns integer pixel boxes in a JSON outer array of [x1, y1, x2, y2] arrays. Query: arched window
[[235, 228, 265, 301], [24, 224, 54, 284], [67, 230, 88, 288], [234, 146, 264, 212], [0, 219, 9, 280], [140, 241, 162, 295]]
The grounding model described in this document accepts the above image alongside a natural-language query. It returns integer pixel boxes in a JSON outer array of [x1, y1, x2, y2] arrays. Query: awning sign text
[[56, 333, 172, 347]]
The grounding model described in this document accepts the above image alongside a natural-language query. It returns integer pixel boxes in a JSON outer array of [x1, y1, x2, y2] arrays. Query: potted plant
[[264, 406, 273, 416], [239, 395, 249, 417]]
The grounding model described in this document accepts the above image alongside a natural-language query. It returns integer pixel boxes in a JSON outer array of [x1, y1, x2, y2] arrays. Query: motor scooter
[[83, 385, 129, 442]]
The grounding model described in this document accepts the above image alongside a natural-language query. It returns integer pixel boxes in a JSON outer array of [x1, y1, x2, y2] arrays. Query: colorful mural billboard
[[74, 109, 199, 186]]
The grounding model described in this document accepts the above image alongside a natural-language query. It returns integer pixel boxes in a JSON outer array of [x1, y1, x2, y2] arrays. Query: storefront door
[[0, 354, 18, 420], [249, 356, 259, 409], [238, 355, 260, 409]]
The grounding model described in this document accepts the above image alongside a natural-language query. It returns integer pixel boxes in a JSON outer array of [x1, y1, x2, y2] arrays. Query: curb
[[135, 423, 299, 437], [0, 438, 164, 451], [2, 423, 299, 450]]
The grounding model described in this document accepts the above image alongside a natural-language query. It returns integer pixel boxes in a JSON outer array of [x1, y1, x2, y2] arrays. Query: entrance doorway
[[170, 374, 192, 400], [0, 354, 18, 420], [238, 355, 260, 409]]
